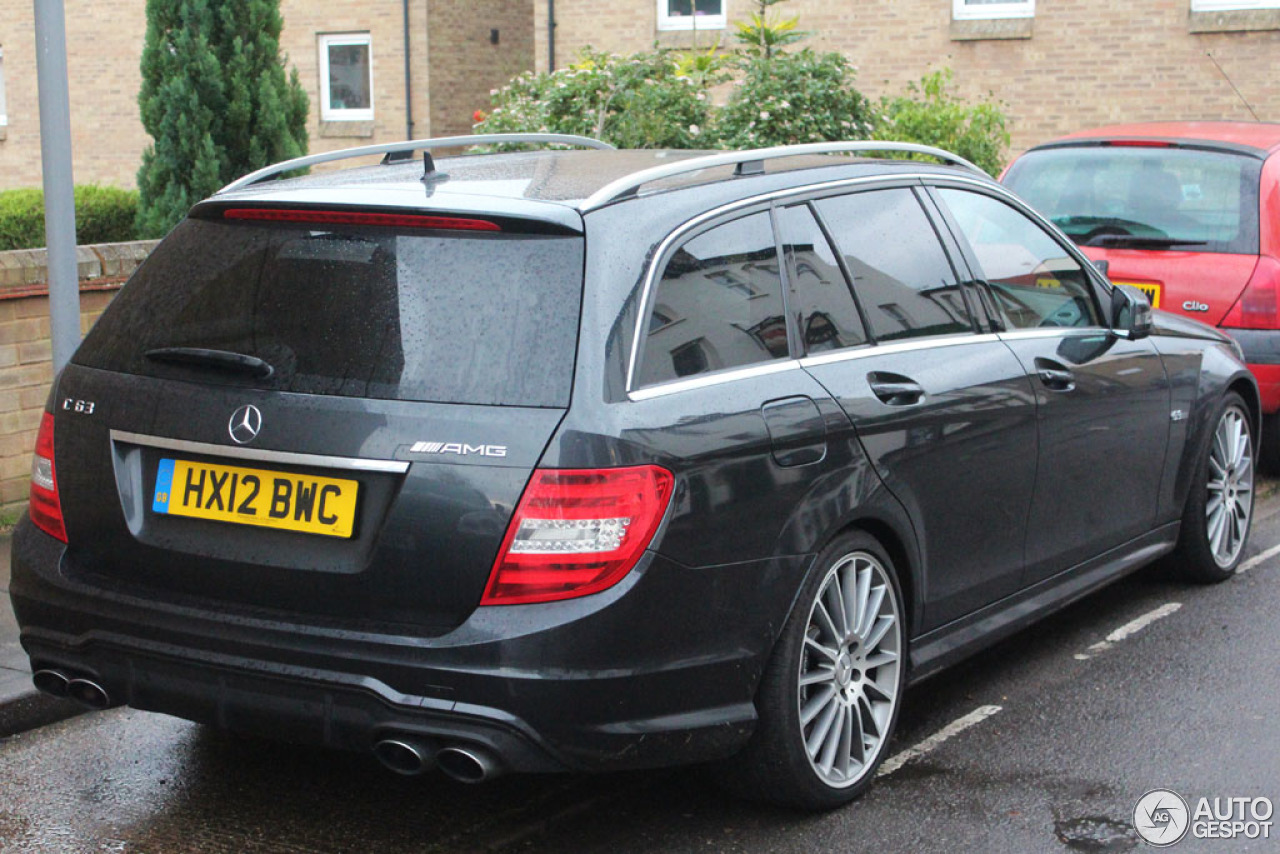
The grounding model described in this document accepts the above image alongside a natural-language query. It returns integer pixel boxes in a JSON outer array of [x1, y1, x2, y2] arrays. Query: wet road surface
[[4, 493, 1280, 853]]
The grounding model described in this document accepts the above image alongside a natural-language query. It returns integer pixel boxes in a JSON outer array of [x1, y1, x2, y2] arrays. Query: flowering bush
[[875, 69, 1010, 176], [475, 50, 720, 150], [717, 49, 874, 149]]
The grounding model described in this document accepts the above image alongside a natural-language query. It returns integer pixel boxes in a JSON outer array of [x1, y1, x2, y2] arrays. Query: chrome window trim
[[799, 333, 1002, 368], [110, 430, 411, 474], [625, 172, 949, 395], [996, 327, 1112, 342], [628, 360, 803, 401]]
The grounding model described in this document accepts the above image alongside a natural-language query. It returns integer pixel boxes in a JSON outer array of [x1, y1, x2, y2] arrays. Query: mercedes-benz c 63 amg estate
[[9, 136, 1258, 809]]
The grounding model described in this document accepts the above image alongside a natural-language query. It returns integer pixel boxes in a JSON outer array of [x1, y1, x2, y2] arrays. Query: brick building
[[535, 0, 1280, 155], [0, 0, 533, 190]]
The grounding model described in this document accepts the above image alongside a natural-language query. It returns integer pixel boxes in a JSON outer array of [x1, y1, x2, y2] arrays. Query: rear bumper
[[8, 518, 808, 774], [1222, 329, 1280, 413]]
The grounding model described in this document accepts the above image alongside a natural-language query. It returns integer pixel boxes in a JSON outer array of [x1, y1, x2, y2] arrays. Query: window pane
[[75, 219, 584, 407], [667, 0, 723, 16], [938, 189, 1102, 330], [814, 190, 973, 342], [638, 212, 786, 387], [777, 204, 867, 353], [1002, 146, 1261, 255], [327, 43, 371, 111]]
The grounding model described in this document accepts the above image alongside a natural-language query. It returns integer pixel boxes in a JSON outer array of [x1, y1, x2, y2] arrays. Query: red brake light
[[221, 208, 501, 231], [481, 465, 675, 605], [29, 412, 67, 542], [1105, 140, 1173, 148], [1220, 256, 1280, 331]]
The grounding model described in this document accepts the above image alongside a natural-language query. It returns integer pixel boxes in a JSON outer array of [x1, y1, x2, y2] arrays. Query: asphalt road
[[3, 490, 1280, 853]]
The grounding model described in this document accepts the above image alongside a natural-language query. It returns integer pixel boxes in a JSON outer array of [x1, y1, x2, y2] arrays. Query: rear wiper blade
[[1083, 235, 1208, 249], [144, 347, 274, 379]]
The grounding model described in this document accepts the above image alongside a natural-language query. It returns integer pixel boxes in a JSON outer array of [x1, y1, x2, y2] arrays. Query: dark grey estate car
[[10, 135, 1258, 809]]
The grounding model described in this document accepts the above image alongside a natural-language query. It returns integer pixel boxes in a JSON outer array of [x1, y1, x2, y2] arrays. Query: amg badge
[[410, 441, 508, 458]]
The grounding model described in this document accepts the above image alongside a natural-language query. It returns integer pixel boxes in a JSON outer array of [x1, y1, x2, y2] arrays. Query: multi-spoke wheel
[[719, 532, 905, 810], [1172, 392, 1254, 583]]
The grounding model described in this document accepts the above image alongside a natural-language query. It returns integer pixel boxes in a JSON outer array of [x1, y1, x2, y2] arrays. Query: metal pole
[[547, 0, 555, 72], [33, 0, 80, 373]]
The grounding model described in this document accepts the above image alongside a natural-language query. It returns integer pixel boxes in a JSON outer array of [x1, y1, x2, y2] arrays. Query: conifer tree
[[135, 0, 308, 237]]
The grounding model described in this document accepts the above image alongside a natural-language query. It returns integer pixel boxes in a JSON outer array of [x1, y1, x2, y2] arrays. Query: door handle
[[868, 373, 924, 406], [1034, 358, 1075, 391]]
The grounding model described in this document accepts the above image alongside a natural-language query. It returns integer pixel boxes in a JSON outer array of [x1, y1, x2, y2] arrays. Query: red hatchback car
[[1003, 121, 1280, 459]]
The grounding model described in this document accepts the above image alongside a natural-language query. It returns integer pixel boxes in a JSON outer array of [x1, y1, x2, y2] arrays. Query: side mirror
[[1110, 283, 1152, 340]]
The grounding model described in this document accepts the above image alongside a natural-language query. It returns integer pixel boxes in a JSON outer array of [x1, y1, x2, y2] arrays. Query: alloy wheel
[[797, 551, 902, 788], [1206, 405, 1253, 568]]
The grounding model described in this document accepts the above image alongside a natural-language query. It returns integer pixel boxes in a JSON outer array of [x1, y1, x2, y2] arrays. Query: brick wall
[[428, 0, 535, 138], [534, 0, 1280, 157], [0, 241, 156, 516]]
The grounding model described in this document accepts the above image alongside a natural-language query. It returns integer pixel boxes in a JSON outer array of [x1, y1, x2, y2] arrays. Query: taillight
[[481, 465, 675, 605], [222, 208, 502, 231], [1220, 256, 1280, 330], [29, 412, 67, 542]]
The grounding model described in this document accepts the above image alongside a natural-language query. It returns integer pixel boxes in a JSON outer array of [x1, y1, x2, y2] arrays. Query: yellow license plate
[[1117, 281, 1161, 309], [152, 458, 358, 538]]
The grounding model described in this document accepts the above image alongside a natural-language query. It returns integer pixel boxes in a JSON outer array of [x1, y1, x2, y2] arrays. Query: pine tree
[[135, 0, 308, 237]]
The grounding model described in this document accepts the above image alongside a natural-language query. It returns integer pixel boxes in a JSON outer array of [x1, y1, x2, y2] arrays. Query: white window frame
[[0, 47, 8, 128], [1191, 0, 1280, 10], [657, 0, 727, 31], [952, 0, 1035, 20], [318, 33, 374, 122]]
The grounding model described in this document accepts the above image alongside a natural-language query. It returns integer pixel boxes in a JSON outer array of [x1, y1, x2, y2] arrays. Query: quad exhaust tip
[[436, 745, 500, 784], [32, 669, 70, 698], [373, 738, 437, 776], [66, 678, 112, 710]]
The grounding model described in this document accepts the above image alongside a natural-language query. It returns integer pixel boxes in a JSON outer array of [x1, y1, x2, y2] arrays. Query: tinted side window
[[814, 190, 973, 342], [938, 189, 1102, 330], [637, 212, 787, 387], [776, 204, 867, 354]]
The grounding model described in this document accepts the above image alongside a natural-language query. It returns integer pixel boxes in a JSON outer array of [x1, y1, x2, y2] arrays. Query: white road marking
[[1236, 542, 1280, 575], [877, 704, 1002, 778], [1073, 602, 1182, 660]]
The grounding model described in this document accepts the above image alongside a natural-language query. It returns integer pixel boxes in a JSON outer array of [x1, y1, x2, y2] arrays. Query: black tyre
[[1171, 392, 1254, 583], [719, 532, 905, 810]]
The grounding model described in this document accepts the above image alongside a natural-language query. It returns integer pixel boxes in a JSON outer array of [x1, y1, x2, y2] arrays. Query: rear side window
[[938, 188, 1102, 330], [637, 212, 787, 387], [74, 217, 584, 407], [1002, 146, 1261, 255], [814, 189, 974, 342], [776, 203, 868, 354]]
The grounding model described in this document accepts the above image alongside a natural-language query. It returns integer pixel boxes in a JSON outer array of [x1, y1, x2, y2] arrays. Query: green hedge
[[0, 185, 140, 251]]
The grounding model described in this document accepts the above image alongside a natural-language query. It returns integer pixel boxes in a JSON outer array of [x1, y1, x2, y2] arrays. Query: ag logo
[[1182, 300, 1209, 313], [1134, 789, 1190, 847], [228, 404, 263, 445]]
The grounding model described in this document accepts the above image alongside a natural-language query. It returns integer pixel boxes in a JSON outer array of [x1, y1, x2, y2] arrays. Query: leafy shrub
[[875, 69, 1011, 176], [0, 186, 140, 251], [476, 50, 722, 150], [718, 49, 874, 149]]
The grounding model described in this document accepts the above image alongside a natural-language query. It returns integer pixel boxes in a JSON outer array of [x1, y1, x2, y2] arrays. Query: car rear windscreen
[[74, 216, 585, 407], [1003, 146, 1261, 255]]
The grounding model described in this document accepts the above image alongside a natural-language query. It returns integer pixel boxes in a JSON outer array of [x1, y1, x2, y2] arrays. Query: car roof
[[1038, 121, 1280, 155], [206, 147, 993, 227]]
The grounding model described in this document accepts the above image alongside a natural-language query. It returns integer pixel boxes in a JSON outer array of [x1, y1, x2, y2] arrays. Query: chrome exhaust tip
[[32, 669, 70, 698], [65, 678, 112, 710], [437, 745, 501, 784], [373, 738, 437, 776]]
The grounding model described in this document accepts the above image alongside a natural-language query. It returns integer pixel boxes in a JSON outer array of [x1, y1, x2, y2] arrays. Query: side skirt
[[906, 522, 1180, 686]]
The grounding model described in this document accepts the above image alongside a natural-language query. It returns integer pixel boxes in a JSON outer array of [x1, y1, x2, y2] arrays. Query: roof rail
[[218, 133, 616, 194], [578, 141, 986, 211]]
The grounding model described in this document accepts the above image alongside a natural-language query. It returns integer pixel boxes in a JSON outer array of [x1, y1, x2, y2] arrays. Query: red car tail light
[[481, 465, 675, 605], [29, 412, 67, 542], [222, 208, 502, 231], [1220, 256, 1280, 331]]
